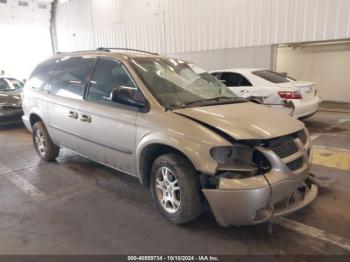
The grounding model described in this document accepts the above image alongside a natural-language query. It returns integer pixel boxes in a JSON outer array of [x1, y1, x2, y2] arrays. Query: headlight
[[210, 144, 254, 165], [210, 144, 271, 178]]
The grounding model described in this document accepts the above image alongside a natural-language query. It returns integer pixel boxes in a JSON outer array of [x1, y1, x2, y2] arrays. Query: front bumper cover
[[203, 135, 317, 226], [203, 179, 317, 226]]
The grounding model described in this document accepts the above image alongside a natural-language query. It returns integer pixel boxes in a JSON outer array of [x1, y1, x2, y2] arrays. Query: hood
[[0, 90, 22, 108], [174, 102, 304, 140]]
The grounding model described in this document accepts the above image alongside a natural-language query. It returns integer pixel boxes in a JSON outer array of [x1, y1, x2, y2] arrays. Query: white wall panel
[[54, 0, 350, 53], [171, 45, 273, 71], [0, 0, 53, 78], [276, 43, 350, 103], [0, 0, 51, 27]]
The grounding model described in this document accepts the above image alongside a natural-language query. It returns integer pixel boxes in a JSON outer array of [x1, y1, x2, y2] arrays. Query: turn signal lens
[[278, 91, 302, 99]]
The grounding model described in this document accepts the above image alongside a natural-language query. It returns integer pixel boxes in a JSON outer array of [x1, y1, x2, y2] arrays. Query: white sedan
[[210, 68, 322, 119]]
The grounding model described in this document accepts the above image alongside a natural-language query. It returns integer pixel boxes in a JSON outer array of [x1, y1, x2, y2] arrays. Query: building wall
[[0, 0, 51, 27], [54, 0, 350, 53], [276, 43, 350, 103], [0, 0, 52, 79], [171, 45, 273, 71]]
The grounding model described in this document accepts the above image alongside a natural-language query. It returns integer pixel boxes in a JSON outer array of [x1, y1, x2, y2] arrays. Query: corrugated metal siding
[[172, 45, 273, 71], [54, 0, 350, 53]]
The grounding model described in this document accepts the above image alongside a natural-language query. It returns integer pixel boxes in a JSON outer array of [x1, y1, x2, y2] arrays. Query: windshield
[[7, 78, 24, 90], [0, 78, 23, 91], [252, 70, 296, 83], [129, 57, 243, 108]]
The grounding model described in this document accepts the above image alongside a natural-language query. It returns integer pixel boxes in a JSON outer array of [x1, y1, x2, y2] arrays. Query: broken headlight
[[210, 144, 271, 179]]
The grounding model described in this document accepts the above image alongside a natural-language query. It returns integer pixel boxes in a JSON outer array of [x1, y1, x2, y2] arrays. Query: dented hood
[[174, 102, 304, 140]]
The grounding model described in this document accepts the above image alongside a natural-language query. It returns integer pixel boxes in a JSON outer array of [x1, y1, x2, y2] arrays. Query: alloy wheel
[[34, 129, 46, 156], [155, 167, 181, 213]]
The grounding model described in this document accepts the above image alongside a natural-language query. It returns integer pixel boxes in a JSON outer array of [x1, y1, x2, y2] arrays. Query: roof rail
[[55, 49, 98, 55], [96, 47, 159, 55], [55, 48, 159, 56]]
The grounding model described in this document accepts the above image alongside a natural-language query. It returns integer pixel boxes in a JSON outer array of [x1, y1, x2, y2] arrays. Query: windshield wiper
[[179, 96, 246, 108]]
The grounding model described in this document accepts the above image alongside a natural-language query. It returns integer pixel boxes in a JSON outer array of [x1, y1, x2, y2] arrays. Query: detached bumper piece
[[203, 181, 317, 227]]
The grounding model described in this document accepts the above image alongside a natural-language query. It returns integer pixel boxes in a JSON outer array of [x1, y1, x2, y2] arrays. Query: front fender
[[135, 132, 220, 180]]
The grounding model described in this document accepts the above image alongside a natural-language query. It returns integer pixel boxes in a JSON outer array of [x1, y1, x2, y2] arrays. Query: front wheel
[[32, 121, 60, 161], [150, 153, 202, 224]]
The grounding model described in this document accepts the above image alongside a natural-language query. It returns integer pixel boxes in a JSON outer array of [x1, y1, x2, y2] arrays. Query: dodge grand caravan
[[22, 48, 317, 226]]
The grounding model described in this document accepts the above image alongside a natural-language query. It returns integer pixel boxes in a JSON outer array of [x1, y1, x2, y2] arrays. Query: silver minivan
[[22, 49, 317, 226]]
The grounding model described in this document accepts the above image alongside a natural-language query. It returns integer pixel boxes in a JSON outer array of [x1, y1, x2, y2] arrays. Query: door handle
[[68, 111, 78, 119], [240, 89, 249, 93], [80, 114, 92, 123]]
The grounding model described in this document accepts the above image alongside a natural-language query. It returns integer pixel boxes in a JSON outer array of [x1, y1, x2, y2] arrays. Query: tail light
[[278, 91, 302, 99]]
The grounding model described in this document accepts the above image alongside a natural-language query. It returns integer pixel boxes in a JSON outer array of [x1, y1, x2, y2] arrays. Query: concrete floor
[[0, 111, 349, 255]]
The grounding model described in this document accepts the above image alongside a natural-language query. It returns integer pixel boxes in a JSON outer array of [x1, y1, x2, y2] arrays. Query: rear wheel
[[150, 153, 202, 224], [32, 121, 60, 161]]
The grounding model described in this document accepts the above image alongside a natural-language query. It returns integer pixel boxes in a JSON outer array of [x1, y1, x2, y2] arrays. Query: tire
[[32, 121, 60, 161], [150, 153, 202, 224]]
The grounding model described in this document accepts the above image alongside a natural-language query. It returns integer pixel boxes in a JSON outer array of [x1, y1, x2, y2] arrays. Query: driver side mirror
[[111, 86, 148, 110]]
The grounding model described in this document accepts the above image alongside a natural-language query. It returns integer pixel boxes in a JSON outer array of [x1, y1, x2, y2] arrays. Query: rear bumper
[[292, 96, 322, 118], [266, 96, 322, 119]]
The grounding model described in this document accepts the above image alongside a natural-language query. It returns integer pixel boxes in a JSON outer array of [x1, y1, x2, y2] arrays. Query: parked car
[[211, 68, 322, 119], [0, 77, 24, 125], [22, 49, 317, 226]]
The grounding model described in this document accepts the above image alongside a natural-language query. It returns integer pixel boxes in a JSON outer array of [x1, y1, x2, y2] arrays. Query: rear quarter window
[[26, 59, 58, 91]]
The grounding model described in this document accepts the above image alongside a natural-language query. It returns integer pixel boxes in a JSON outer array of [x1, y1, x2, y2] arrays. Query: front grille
[[296, 129, 307, 144], [287, 157, 303, 171], [270, 139, 298, 159]]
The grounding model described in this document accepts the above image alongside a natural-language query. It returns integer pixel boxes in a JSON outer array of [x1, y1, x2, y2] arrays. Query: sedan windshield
[[0, 78, 23, 91], [7, 78, 24, 90], [130, 57, 245, 109]]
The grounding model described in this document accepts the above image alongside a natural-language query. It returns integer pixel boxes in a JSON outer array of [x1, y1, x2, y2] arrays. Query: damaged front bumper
[[203, 176, 317, 226], [203, 135, 318, 226]]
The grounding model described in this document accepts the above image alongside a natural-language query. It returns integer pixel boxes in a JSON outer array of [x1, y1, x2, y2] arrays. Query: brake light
[[278, 91, 302, 99]]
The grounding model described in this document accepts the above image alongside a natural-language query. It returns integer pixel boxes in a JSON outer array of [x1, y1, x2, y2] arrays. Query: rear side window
[[252, 70, 295, 83], [26, 59, 58, 91], [220, 72, 252, 87], [87, 58, 139, 105], [50, 56, 96, 100]]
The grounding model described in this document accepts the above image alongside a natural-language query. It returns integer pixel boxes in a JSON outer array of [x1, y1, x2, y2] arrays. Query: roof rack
[[96, 47, 159, 55], [55, 49, 97, 55], [55, 47, 159, 56]]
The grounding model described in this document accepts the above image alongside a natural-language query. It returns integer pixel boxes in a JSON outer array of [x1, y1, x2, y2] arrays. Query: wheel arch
[[29, 113, 43, 127], [28, 107, 46, 128], [138, 143, 197, 186]]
